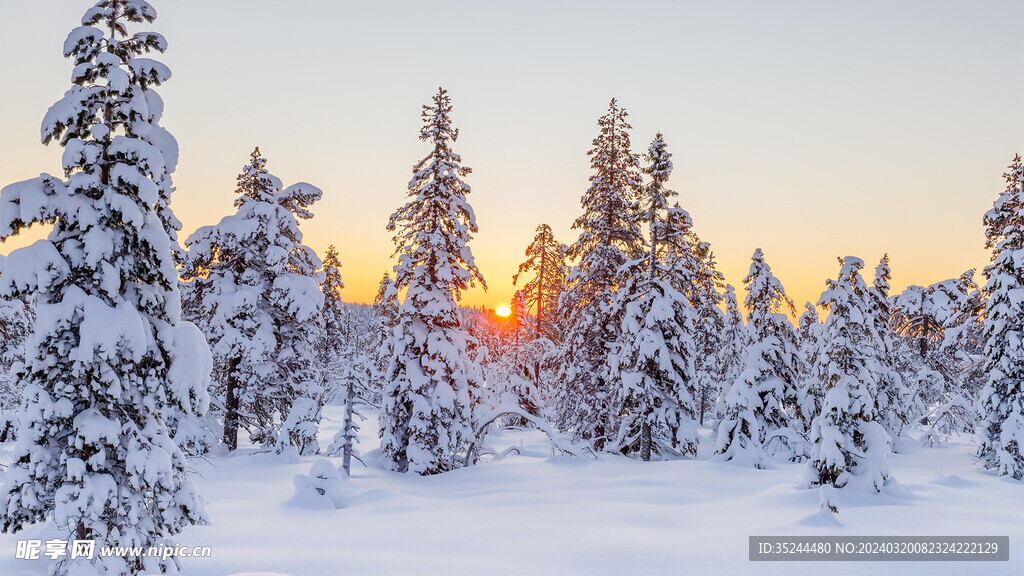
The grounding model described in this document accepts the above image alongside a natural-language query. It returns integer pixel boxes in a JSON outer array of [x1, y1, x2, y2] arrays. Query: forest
[[0, 2, 1021, 576]]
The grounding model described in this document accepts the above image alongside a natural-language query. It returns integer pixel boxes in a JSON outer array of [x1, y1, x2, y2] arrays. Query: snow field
[[4, 406, 1018, 576]]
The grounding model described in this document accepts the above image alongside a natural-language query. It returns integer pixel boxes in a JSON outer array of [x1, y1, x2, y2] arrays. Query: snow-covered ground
[[1, 406, 1021, 576]]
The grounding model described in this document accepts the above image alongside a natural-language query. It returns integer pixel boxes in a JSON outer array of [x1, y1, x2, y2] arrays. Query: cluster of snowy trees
[[0, 1, 1021, 573]]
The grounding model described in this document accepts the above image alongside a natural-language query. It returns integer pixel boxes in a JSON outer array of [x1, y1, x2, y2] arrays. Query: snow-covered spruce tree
[[977, 154, 1024, 479], [869, 254, 908, 441], [183, 147, 324, 454], [716, 249, 800, 464], [713, 284, 745, 424], [513, 223, 568, 341], [319, 245, 346, 365], [805, 257, 893, 509], [556, 98, 644, 450], [671, 215, 726, 428], [0, 2, 207, 574], [795, 302, 825, 432], [366, 273, 399, 403], [608, 133, 699, 460], [380, 87, 486, 475], [320, 247, 374, 475]]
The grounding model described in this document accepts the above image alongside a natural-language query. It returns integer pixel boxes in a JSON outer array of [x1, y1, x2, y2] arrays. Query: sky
[[1, 0, 1022, 312]]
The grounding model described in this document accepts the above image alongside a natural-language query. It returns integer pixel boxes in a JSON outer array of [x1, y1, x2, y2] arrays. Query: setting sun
[[495, 305, 512, 318]]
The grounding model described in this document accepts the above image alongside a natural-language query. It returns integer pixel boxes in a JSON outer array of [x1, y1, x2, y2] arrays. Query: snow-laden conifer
[[869, 254, 909, 440], [556, 99, 644, 450], [320, 247, 373, 475], [978, 154, 1024, 479], [716, 249, 800, 464], [0, 2, 206, 573], [713, 284, 745, 423], [380, 88, 485, 475], [183, 147, 324, 454], [795, 302, 825, 431], [806, 257, 893, 508], [609, 133, 699, 460], [671, 220, 726, 428]]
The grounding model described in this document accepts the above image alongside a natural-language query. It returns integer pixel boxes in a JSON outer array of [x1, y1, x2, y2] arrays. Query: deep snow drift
[[1, 405, 1021, 576]]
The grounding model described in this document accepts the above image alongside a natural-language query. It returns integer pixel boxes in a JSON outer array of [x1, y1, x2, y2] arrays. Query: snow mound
[[796, 507, 844, 527], [289, 458, 347, 509]]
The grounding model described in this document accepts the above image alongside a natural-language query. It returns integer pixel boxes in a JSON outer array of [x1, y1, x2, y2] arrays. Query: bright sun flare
[[495, 305, 512, 317]]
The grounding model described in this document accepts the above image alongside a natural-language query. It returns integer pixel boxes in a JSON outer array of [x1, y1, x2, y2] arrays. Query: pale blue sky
[[1, 0, 1022, 308]]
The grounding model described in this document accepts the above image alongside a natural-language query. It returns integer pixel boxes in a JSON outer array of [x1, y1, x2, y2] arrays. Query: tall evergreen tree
[[716, 249, 799, 464], [320, 246, 374, 475], [319, 245, 346, 365], [380, 87, 485, 475], [608, 133, 699, 460], [869, 254, 909, 440], [713, 284, 746, 424], [0, 2, 206, 574], [556, 98, 644, 450], [672, 220, 726, 429], [182, 148, 324, 454], [977, 154, 1024, 479], [795, 302, 825, 432], [806, 257, 893, 510], [367, 273, 399, 401], [513, 223, 568, 341]]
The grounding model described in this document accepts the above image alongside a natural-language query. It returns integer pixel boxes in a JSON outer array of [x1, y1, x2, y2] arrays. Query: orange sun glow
[[495, 305, 512, 318]]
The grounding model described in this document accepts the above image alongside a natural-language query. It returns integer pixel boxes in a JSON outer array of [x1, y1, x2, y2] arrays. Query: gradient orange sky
[[2, 1, 1022, 313]]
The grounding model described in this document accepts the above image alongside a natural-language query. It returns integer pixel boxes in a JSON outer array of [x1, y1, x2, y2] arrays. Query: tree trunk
[[699, 384, 707, 426], [537, 251, 545, 338], [640, 420, 652, 461], [341, 382, 355, 476], [223, 356, 241, 450], [593, 421, 606, 452]]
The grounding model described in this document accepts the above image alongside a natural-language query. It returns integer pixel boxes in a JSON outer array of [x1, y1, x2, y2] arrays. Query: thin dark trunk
[[594, 420, 606, 452], [223, 356, 241, 450], [341, 382, 355, 476], [537, 249, 545, 338], [640, 419, 652, 461], [699, 385, 706, 426]]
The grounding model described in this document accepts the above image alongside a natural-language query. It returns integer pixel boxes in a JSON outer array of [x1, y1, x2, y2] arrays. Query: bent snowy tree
[[0, 2, 207, 575], [380, 87, 486, 475]]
